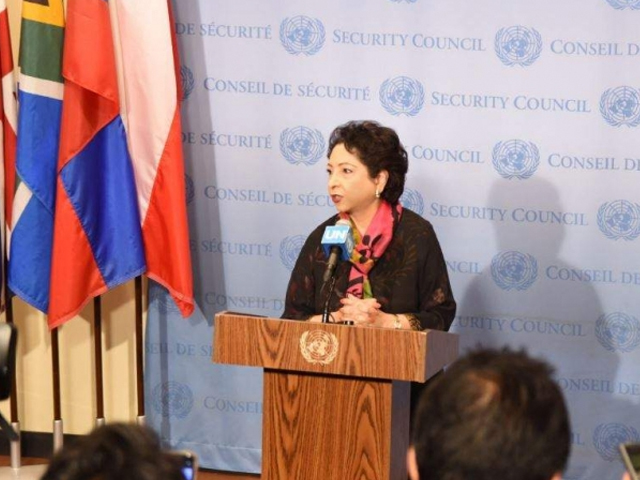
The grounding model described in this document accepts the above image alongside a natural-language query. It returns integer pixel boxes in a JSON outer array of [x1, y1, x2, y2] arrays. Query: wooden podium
[[213, 312, 459, 480]]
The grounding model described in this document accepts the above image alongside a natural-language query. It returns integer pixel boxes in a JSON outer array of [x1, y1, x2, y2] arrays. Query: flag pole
[[51, 328, 63, 451], [135, 276, 145, 425], [4, 287, 21, 469], [93, 297, 105, 427]]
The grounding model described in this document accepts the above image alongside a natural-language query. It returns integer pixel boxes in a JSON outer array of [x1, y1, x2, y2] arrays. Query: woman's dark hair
[[327, 120, 408, 204]]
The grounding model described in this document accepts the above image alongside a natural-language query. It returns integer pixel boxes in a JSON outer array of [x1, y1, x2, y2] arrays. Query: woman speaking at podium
[[282, 120, 456, 335]]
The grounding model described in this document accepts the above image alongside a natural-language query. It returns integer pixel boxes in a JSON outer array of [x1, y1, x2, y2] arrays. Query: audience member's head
[[408, 348, 571, 480], [41, 422, 184, 480]]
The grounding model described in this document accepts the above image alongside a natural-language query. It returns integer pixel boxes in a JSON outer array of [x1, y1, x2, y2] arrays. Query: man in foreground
[[408, 348, 570, 480]]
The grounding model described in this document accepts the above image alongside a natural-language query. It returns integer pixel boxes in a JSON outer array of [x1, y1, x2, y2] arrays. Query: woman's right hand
[[339, 294, 381, 325]]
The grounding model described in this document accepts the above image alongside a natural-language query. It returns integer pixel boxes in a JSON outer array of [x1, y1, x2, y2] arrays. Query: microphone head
[[320, 220, 354, 261]]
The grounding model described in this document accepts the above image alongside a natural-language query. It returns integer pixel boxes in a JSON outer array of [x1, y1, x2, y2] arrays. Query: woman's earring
[[375, 188, 380, 198]]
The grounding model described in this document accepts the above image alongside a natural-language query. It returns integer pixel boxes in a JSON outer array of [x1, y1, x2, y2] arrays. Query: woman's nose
[[327, 173, 338, 189]]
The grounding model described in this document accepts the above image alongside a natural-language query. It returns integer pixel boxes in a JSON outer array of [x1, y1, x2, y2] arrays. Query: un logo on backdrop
[[491, 251, 538, 290], [280, 127, 325, 165], [180, 66, 195, 101], [280, 16, 325, 55], [495, 26, 542, 66], [593, 423, 640, 461], [597, 200, 640, 240], [185, 174, 195, 205], [152, 381, 194, 419], [595, 312, 640, 352], [149, 283, 181, 314], [599, 86, 640, 127], [492, 140, 540, 179], [280, 235, 306, 270], [606, 0, 640, 9], [379, 76, 425, 116], [400, 188, 425, 216]]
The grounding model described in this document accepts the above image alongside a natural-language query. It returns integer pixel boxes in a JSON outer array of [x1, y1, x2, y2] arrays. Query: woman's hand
[[307, 310, 344, 323], [339, 294, 381, 325]]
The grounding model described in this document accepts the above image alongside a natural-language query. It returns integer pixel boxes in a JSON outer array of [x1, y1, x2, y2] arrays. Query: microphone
[[320, 219, 354, 284], [320, 219, 354, 324]]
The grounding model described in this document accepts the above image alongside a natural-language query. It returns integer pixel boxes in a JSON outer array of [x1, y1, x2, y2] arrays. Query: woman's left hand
[[339, 294, 381, 326]]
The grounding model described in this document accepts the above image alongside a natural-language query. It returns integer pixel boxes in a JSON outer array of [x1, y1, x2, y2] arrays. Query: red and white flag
[[111, 0, 194, 317]]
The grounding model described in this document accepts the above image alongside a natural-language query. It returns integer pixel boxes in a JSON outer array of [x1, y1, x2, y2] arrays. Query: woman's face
[[327, 143, 386, 219]]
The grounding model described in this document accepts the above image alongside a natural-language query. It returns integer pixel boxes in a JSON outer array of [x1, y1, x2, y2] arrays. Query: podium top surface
[[213, 312, 458, 382]]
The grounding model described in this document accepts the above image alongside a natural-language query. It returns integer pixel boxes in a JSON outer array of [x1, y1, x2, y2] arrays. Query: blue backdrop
[[146, 1, 640, 478]]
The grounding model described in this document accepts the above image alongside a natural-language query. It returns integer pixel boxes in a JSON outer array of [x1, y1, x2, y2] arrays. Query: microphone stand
[[321, 273, 338, 324]]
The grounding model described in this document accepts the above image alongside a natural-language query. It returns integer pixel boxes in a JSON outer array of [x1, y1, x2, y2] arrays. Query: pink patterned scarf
[[339, 201, 403, 298]]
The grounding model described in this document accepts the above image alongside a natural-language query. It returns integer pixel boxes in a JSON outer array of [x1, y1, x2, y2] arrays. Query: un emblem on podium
[[379, 76, 425, 116], [595, 312, 640, 352], [492, 140, 540, 179], [280, 16, 325, 56], [491, 251, 538, 291], [600, 86, 640, 127], [300, 330, 338, 365], [606, 0, 640, 9], [495, 26, 542, 66], [597, 200, 640, 241], [280, 126, 325, 165]]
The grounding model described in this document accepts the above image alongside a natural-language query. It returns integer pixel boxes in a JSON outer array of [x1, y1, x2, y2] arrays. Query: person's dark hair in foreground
[[41, 423, 184, 480], [408, 348, 571, 480]]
